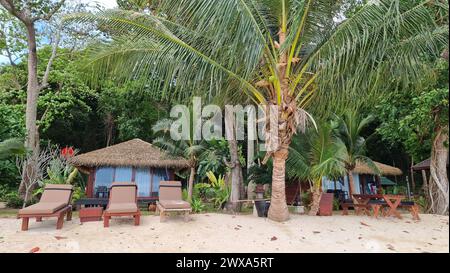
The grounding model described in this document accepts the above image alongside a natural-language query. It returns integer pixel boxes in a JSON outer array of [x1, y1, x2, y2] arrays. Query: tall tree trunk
[[187, 166, 195, 200], [421, 169, 432, 212], [225, 108, 244, 212], [24, 22, 39, 151], [267, 148, 290, 222], [265, 27, 292, 222], [410, 158, 416, 193], [347, 170, 356, 197], [228, 138, 244, 211], [19, 22, 40, 199], [308, 180, 322, 216], [429, 125, 449, 215]]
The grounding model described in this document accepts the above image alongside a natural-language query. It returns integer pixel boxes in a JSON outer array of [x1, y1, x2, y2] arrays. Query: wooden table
[[369, 194, 405, 219], [352, 194, 383, 216], [79, 207, 103, 223], [382, 194, 405, 219]]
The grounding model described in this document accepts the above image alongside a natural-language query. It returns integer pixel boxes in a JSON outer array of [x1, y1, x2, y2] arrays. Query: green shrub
[[191, 197, 205, 213], [414, 195, 428, 212], [386, 185, 407, 195], [300, 191, 312, 207], [71, 186, 86, 203], [205, 171, 231, 209], [0, 184, 11, 202], [5, 192, 22, 208]]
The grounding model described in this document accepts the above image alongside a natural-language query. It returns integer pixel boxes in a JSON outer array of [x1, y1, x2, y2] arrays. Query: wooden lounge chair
[[156, 181, 191, 222], [103, 182, 141, 227], [17, 184, 73, 231]]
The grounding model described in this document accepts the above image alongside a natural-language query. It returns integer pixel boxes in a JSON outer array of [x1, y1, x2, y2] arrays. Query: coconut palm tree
[[287, 122, 346, 215], [332, 110, 380, 197], [72, 0, 448, 221], [152, 118, 205, 201]]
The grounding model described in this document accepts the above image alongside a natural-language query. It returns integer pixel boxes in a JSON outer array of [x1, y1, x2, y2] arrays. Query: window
[[94, 167, 114, 197], [114, 167, 132, 182], [135, 168, 151, 197], [92, 166, 172, 198], [152, 168, 169, 194]]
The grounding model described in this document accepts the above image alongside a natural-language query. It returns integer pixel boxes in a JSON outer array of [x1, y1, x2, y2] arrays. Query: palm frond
[[356, 155, 381, 175], [292, 0, 448, 115], [67, 1, 274, 103]]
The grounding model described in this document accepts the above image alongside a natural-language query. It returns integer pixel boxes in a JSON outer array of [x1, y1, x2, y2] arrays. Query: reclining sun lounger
[[17, 184, 73, 231], [156, 181, 191, 222], [103, 182, 140, 227]]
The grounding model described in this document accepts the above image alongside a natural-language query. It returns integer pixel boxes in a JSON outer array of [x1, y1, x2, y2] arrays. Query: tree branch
[[33, 0, 66, 22], [40, 24, 62, 89], [0, 0, 27, 22]]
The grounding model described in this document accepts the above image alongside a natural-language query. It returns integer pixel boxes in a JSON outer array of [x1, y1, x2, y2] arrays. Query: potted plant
[[248, 161, 272, 217]]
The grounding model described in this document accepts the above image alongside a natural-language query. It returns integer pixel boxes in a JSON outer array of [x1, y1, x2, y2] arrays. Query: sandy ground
[[0, 212, 448, 253]]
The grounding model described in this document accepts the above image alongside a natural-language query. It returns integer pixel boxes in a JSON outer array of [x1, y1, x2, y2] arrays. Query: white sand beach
[[0, 213, 448, 253]]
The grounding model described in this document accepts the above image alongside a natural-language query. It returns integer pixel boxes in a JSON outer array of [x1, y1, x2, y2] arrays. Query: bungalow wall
[[86, 166, 175, 199]]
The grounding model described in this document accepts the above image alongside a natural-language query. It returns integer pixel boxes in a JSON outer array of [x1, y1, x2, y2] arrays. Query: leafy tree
[[0, 0, 66, 151], [116, 0, 160, 12], [0, 8, 27, 89], [152, 118, 206, 200], [332, 110, 379, 196], [287, 122, 346, 215], [98, 80, 169, 145], [375, 57, 449, 214], [410, 88, 448, 214], [74, 0, 447, 221]]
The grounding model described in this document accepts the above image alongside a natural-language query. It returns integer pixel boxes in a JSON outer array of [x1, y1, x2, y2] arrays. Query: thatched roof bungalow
[[70, 138, 189, 200], [286, 160, 403, 205], [321, 160, 403, 199], [354, 161, 403, 176]]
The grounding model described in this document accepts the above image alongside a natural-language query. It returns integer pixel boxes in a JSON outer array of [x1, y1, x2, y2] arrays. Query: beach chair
[[103, 182, 140, 227], [156, 181, 191, 222], [17, 184, 73, 231]]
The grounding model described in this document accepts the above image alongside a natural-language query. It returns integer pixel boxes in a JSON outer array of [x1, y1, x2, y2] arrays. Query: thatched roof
[[70, 138, 189, 169], [412, 156, 449, 171], [354, 161, 402, 176]]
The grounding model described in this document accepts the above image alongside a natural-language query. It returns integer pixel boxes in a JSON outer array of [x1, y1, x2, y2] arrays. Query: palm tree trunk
[[347, 170, 356, 197], [308, 181, 322, 216], [267, 148, 290, 222], [187, 166, 195, 201]]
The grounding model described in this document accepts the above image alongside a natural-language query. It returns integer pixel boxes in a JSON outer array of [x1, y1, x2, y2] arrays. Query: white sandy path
[[0, 213, 448, 253]]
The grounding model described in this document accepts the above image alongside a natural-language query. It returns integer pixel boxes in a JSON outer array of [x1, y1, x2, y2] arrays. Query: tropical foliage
[[0, 0, 447, 217], [70, 0, 448, 221], [287, 122, 346, 215], [333, 110, 379, 195]]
